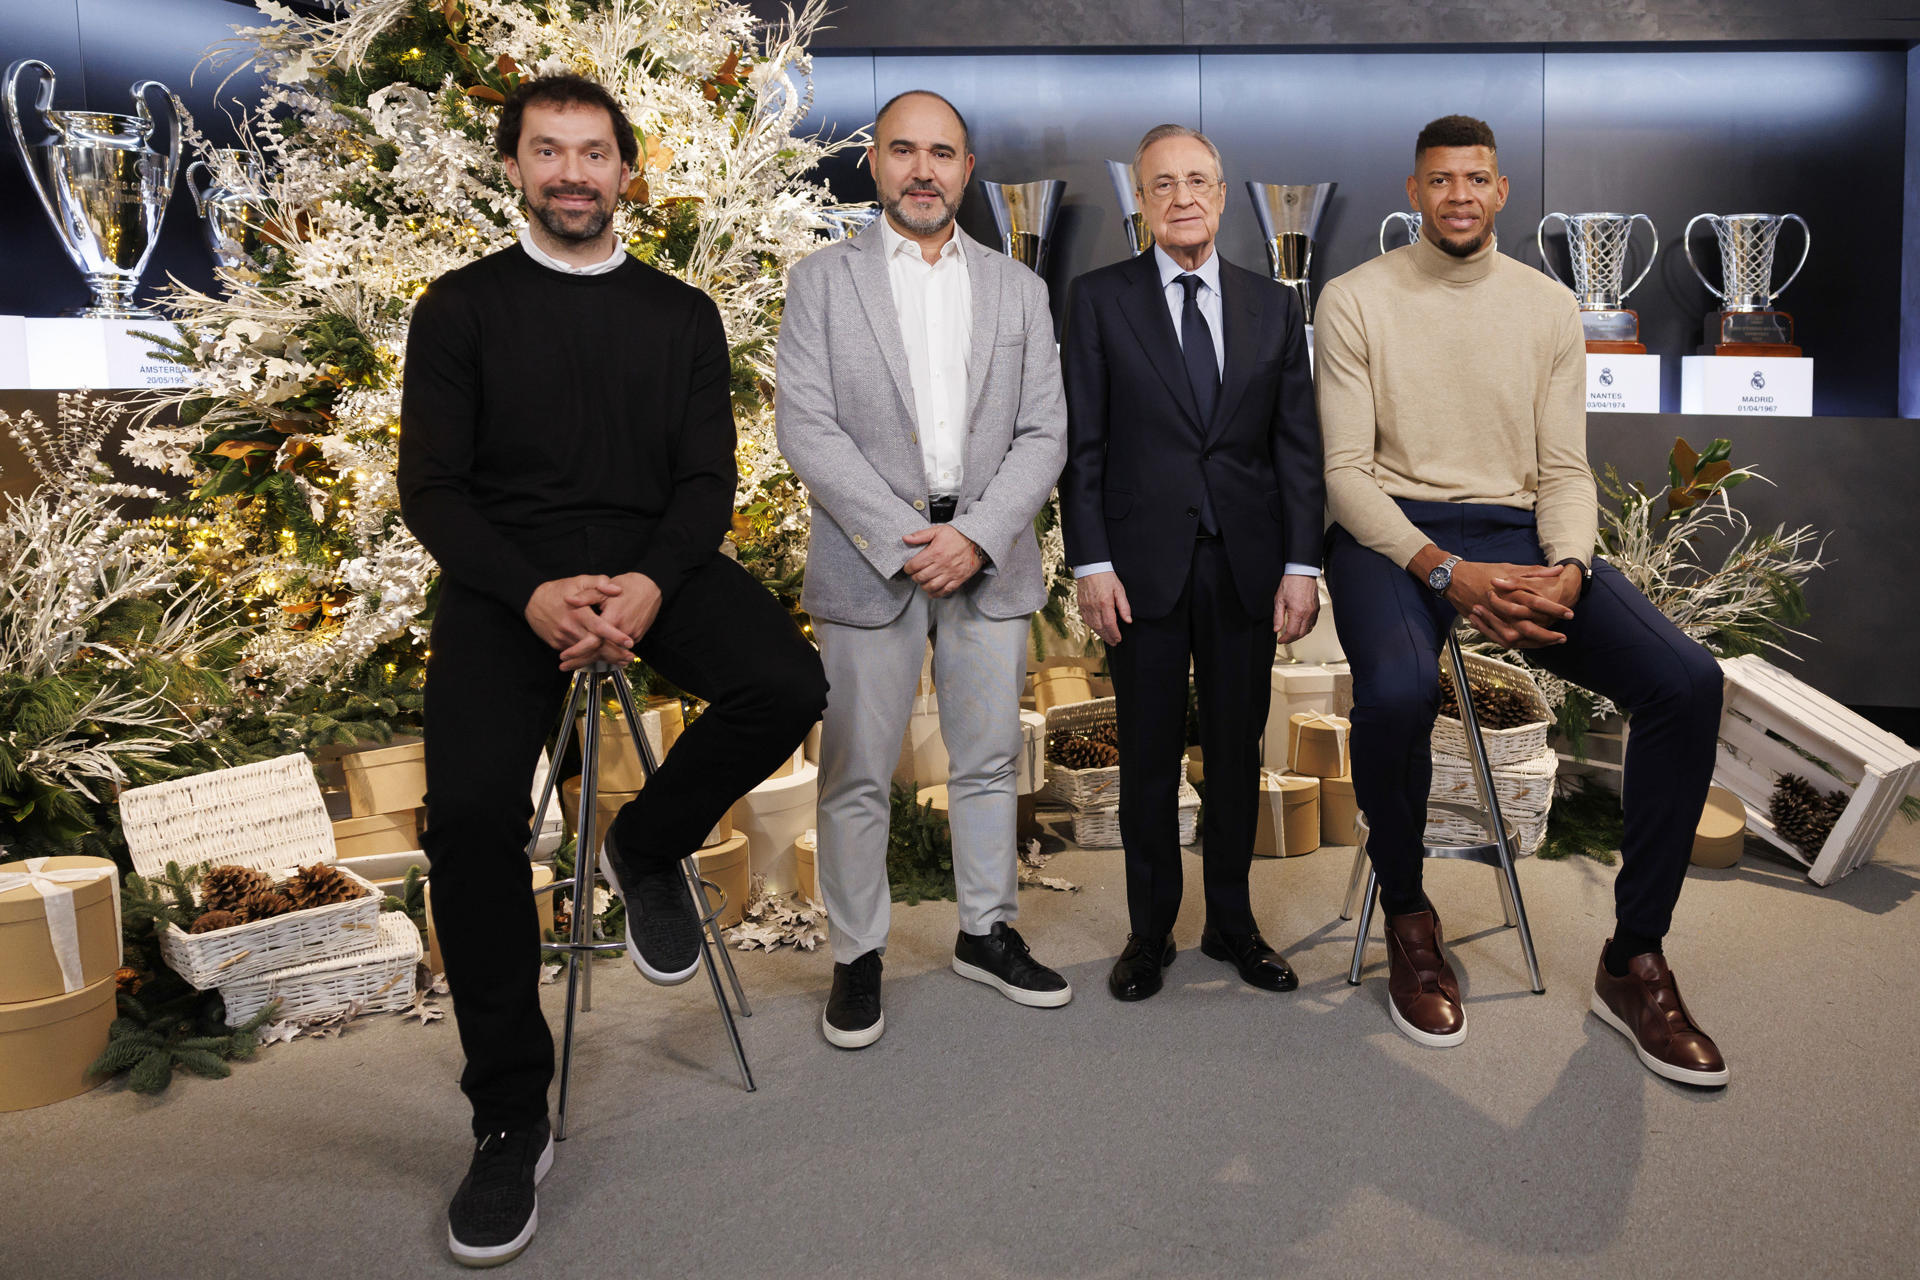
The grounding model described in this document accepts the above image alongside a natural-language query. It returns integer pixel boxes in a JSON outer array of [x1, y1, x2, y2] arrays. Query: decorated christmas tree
[[127, 0, 862, 696]]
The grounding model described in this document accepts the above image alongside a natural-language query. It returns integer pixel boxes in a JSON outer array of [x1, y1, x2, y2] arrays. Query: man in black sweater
[[398, 75, 825, 1268]]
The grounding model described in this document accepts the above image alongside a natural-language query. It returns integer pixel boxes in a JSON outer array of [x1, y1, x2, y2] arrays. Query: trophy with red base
[[1537, 211, 1658, 354], [1684, 212, 1810, 357]]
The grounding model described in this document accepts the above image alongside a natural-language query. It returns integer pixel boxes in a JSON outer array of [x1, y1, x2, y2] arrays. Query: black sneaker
[[952, 922, 1073, 1008], [823, 949, 884, 1049], [599, 836, 700, 985], [447, 1119, 553, 1268]]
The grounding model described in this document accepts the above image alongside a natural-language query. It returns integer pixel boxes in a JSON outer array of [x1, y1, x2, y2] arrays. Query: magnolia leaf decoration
[[727, 875, 827, 951], [1667, 436, 1745, 516], [405, 992, 444, 1026]]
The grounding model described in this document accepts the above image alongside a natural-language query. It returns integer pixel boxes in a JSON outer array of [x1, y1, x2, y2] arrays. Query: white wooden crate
[[1713, 655, 1920, 885]]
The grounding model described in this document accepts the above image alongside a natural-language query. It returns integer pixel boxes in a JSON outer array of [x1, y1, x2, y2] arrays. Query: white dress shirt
[[1075, 244, 1317, 580], [519, 225, 628, 275], [880, 215, 972, 498]]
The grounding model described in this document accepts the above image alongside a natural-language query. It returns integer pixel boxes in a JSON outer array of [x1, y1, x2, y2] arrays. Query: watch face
[[1427, 564, 1451, 593]]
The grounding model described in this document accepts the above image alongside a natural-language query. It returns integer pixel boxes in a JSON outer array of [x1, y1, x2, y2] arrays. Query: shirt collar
[[879, 213, 963, 265], [1154, 243, 1221, 295], [519, 225, 628, 276]]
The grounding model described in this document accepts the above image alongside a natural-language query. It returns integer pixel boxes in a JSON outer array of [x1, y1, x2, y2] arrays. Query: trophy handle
[[1535, 212, 1568, 287], [185, 159, 213, 216], [1378, 211, 1415, 256], [1771, 213, 1811, 302], [1682, 212, 1724, 301], [3, 60, 64, 247], [131, 79, 185, 201], [1619, 212, 1659, 302]]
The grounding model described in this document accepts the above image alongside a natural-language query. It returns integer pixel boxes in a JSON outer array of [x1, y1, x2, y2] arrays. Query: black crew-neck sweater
[[398, 246, 737, 615]]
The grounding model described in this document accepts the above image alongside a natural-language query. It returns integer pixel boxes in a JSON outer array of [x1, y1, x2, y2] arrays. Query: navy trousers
[[1324, 499, 1722, 940]]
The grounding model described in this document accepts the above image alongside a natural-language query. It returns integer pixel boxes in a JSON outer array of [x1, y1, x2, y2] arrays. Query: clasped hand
[[524, 571, 663, 672], [902, 524, 983, 598], [1448, 561, 1581, 649]]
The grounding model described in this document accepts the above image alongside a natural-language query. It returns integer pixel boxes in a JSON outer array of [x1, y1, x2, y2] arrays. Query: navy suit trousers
[[1324, 499, 1722, 939]]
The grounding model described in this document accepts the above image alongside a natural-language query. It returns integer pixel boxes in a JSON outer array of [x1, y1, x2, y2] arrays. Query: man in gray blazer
[[776, 89, 1071, 1048]]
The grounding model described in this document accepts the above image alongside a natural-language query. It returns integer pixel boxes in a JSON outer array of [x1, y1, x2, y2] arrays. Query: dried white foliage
[[726, 873, 827, 951]]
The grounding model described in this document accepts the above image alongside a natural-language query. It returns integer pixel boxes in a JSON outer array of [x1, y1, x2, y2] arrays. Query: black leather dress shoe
[[1200, 925, 1299, 992], [1108, 934, 1175, 1001]]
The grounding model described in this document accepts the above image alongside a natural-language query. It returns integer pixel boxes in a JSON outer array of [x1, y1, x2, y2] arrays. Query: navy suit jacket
[[1059, 249, 1324, 621]]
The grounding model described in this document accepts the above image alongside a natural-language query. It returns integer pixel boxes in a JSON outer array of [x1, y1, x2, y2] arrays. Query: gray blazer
[[774, 221, 1068, 627]]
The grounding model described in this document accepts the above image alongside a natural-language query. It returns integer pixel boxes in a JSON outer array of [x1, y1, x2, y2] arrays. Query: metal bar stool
[[1340, 624, 1546, 994], [528, 660, 756, 1142]]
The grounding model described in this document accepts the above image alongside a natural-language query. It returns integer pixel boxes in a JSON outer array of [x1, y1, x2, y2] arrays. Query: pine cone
[[1087, 722, 1120, 749], [1440, 674, 1539, 731], [190, 909, 243, 934], [200, 864, 268, 914], [284, 862, 361, 910], [1050, 735, 1119, 770], [238, 887, 295, 922], [1771, 773, 1848, 856]]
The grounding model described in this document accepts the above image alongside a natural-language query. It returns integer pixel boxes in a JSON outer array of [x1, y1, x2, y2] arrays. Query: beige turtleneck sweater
[[1314, 233, 1596, 570]]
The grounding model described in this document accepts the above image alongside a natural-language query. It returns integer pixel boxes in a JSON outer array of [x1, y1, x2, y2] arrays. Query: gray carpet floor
[[7, 816, 1920, 1280]]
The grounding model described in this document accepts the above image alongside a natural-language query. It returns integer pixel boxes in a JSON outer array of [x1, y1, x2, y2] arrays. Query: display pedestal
[[0, 316, 191, 389], [1680, 355, 1812, 416], [1585, 353, 1660, 413]]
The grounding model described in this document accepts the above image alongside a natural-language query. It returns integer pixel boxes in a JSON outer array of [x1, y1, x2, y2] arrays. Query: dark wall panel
[[1, 0, 263, 316], [1199, 51, 1547, 311], [1542, 50, 1905, 417], [1904, 45, 1920, 418]]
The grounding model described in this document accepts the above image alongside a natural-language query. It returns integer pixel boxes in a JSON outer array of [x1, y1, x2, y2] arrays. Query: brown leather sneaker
[[1590, 946, 1729, 1087], [1383, 908, 1465, 1047]]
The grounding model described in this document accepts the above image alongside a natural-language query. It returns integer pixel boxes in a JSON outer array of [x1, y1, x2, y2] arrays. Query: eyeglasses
[[1144, 175, 1220, 200]]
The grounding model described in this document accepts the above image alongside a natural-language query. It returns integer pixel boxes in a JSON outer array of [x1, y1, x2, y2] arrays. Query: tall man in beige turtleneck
[[1314, 115, 1730, 1087]]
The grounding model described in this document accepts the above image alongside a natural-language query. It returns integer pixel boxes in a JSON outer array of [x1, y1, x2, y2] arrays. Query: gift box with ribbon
[[1320, 773, 1360, 845], [1253, 772, 1321, 858], [0, 856, 122, 1005], [1287, 712, 1352, 779]]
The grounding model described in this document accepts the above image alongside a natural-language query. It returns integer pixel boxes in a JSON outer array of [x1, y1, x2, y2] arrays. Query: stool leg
[[1495, 864, 1519, 928], [1340, 843, 1369, 921], [549, 669, 593, 1142], [685, 858, 756, 1092], [527, 672, 586, 859], [576, 670, 606, 1015], [1446, 629, 1544, 994], [606, 669, 757, 1090], [1348, 869, 1377, 986]]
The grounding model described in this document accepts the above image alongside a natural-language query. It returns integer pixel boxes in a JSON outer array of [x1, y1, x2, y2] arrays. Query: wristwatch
[[1426, 554, 1462, 596], [1555, 557, 1593, 597]]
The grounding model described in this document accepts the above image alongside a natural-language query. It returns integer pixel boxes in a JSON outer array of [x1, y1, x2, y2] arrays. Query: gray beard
[[884, 191, 958, 236], [531, 200, 612, 244]]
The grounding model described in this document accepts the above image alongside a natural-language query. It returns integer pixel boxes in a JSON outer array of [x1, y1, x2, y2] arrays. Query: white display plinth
[[0, 317, 190, 389], [0, 317, 26, 388], [1680, 355, 1813, 416], [1584, 353, 1660, 413]]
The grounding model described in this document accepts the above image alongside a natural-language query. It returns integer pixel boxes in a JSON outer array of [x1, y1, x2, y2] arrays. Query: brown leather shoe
[[1383, 908, 1465, 1047], [1591, 946, 1729, 1087]]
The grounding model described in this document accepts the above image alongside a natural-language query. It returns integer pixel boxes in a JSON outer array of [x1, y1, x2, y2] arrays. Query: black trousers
[[1324, 499, 1722, 940], [422, 535, 826, 1135], [1108, 536, 1275, 939]]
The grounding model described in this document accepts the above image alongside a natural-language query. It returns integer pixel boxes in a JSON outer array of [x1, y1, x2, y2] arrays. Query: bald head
[[874, 89, 971, 157]]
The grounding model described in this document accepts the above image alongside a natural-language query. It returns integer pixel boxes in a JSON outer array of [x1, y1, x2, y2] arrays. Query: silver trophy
[[1684, 212, 1811, 350], [5, 59, 183, 318], [981, 179, 1066, 275], [821, 204, 881, 242], [185, 148, 269, 275], [1536, 211, 1658, 349], [1379, 210, 1421, 255], [1106, 160, 1153, 255], [1246, 182, 1336, 323]]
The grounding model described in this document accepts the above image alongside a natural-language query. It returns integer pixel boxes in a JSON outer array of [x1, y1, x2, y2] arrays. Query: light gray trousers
[[814, 584, 1029, 964]]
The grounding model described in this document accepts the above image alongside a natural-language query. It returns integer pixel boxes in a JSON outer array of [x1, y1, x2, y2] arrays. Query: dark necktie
[[1177, 273, 1219, 425]]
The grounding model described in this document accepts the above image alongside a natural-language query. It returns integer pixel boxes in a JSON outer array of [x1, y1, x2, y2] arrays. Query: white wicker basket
[[121, 753, 336, 877], [120, 753, 381, 988], [1072, 779, 1200, 849], [158, 866, 386, 988], [1040, 697, 1122, 809], [1428, 745, 1559, 817], [1425, 803, 1550, 856], [219, 910, 422, 1025], [1432, 651, 1553, 768]]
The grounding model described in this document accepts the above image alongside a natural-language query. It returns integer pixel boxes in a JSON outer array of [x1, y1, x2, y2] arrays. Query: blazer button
[[1186, 507, 1199, 517], [913, 500, 925, 510], [855, 535, 868, 549]]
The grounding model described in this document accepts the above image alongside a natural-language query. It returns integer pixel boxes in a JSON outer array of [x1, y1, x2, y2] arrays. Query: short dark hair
[[496, 74, 638, 170], [874, 89, 971, 156], [1415, 114, 1498, 162]]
